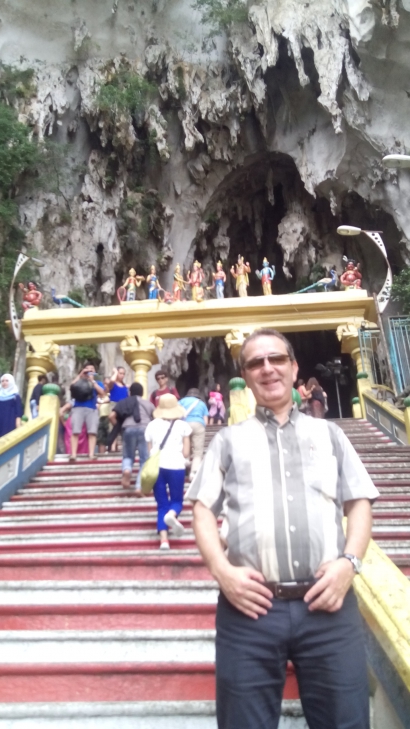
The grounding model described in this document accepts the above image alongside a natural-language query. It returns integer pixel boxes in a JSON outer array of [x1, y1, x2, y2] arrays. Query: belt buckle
[[274, 580, 314, 600]]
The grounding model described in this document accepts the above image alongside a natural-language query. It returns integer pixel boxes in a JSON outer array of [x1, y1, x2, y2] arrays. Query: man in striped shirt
[[187, 328, 378, 729]]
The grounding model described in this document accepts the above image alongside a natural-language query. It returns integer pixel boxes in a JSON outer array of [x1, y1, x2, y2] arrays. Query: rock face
[[2, 0, 410, 382]]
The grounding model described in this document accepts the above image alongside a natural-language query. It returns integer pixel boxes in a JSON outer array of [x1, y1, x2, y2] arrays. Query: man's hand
[[216, 564, 273, 620], [304, 559, 355, 613]]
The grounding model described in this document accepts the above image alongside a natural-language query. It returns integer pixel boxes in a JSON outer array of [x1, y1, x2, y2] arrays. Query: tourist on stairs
[[306, 377, 327, 418], [145, 394, 191, 550], [110, 382, 154, 495], [69, 364, 105, 461], [0, 374, 23, 437], [107, 366, 129, 452], [179, 388, 209, 481], [150, 369, 179, 408]]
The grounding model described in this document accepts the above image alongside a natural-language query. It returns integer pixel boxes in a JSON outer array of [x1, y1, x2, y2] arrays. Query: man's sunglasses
[[243, 354, 291, 371]]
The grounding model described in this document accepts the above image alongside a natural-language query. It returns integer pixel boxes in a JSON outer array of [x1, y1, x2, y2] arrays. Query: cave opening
[[193, 151, 401, 299], [176, 330, 353, 420]]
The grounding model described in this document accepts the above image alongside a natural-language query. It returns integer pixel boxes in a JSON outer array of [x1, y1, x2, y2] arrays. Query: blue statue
[[256, 258, 275, 295], [146, 264, 159, 300]]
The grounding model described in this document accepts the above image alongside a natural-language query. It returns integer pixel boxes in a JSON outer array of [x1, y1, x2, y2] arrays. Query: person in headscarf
[[0, 374, 23, 438]]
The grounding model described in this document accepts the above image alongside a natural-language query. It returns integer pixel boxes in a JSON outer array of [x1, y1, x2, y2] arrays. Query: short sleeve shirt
[[179, 397, 209, 426], [145, 418, 192, 470], [150, 386, 180, 407], [110, 383, 129, 402], [187, 407, 379, 583]]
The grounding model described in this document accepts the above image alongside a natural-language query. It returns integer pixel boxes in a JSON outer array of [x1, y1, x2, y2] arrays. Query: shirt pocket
[[305, 454, 338, 501]]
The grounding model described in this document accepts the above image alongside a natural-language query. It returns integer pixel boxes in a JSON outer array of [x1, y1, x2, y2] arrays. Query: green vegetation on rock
[[97, 69, 157, 122], [391, 267, 410, 314], [192, 0, 248, 36]]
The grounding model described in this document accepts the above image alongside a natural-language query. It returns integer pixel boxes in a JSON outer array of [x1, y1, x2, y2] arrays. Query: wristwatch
[[339, 553, 362, 574]]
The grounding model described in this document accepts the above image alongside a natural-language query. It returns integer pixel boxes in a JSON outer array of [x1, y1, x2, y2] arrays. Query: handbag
[[140, 420, 176, 495]]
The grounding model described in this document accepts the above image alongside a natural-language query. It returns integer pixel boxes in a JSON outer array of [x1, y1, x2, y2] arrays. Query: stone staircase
[[0, 425, 302, 728], [333, 418, 410, 577], [0, 418, 407, 727]]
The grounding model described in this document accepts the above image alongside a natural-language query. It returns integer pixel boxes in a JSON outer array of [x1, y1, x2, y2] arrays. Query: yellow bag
[[140, 421, 176, 495], [140, 450, 161, 495]]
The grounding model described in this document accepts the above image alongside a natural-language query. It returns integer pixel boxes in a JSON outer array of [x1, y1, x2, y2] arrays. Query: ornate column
[[24, 340, 60, 419], [120, 334, 164, 398], [225, 329, 256, 416], [337, 322, 374, 419]]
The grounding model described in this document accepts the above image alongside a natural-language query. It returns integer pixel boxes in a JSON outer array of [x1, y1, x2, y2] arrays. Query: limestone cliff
[[1, 0, 409, 383]]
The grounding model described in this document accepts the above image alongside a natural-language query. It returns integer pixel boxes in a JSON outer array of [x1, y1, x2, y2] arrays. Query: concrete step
[[0, 699, 308, 728], [0, 512, 195, 534], [0, 580, 218, 606], [0, 628, 216, 664], [0, 553, 210, 581]]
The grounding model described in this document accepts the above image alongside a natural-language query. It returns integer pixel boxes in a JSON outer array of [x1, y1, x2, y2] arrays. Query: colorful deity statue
[[146, 264, 160, 299], [211, 261, 226, 299], [340, 258, 362, 290], [172, 264, 187, 302], [187, 260, 205, 302], [256, 258, 275, 295], [230, 255, 251, 297], [18, 282, 42, 310], [117, 268, 145, 302]]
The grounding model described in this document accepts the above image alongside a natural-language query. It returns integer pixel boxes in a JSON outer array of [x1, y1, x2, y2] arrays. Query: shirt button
[[288, 495, 293, 502], [285, 471, 290, 477], [289, 525, 296, 533], [279, 430, 284, 434], [283, 449, 288, 454], [293, 560, 299, 568]]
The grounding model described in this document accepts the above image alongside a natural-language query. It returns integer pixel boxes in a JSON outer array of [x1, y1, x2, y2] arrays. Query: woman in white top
[[144, 393, 191, 550]]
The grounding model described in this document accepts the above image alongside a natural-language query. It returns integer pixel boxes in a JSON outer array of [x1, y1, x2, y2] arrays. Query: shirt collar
[[255, 402, 299, 428]]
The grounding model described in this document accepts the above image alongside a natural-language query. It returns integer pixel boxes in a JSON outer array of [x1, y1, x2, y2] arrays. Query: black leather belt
[[265, 580, 316, 600]]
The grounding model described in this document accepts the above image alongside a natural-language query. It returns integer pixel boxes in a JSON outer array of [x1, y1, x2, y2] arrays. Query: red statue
[[187, 260, 205, 302], [19, 282, 42, 310], [340, 259, 362, 290]]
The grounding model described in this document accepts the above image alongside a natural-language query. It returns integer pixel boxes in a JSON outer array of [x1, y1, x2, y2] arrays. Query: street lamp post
[[336, 225, 392, 313], [382, 154, 410, 169]]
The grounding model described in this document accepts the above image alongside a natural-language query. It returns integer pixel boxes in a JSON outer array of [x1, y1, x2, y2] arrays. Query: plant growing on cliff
[[97, 70, 157, 123], [0, 64, 36, 104], [0, 103, 40, 369], [391, 268, 410, 314], [192, 0, 248, 36]]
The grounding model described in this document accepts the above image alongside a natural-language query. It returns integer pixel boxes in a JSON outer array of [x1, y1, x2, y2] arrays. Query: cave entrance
[[193, 151, 399, 300], [175, 329, 353, 420]]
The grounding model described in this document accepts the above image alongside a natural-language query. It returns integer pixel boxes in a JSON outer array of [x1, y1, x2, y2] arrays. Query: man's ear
[[292, 360, 299, 383]]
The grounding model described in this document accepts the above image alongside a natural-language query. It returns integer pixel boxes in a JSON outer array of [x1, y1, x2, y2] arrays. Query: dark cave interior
[[176, 330, 354, 420]]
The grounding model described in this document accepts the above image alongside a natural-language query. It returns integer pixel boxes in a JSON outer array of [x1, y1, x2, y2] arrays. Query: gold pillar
[[225, 329, 256, 417], [120, 334, 164, 398], [24, 341, 59, 419], [337, 322, 374, 419]]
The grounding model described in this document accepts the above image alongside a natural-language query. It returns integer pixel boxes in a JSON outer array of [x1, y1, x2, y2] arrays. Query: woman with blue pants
[[144, 394, 191, 550]]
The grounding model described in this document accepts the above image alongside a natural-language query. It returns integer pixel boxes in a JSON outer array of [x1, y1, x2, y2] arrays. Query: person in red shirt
[[150, 370, 180, 407]]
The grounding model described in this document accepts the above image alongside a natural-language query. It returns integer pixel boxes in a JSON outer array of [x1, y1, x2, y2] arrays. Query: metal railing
[[358, 328, 393, 390], [388, 316, 410, 393]]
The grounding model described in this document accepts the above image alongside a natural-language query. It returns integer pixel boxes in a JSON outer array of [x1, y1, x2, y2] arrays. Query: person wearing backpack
[[110, 382, 154, 494], [179, 388, 209, 481], [144, 394, 191, 550], [69, 364, 105, 461]]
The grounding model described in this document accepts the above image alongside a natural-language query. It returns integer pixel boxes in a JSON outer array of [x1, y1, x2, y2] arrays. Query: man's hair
[[155, 369, 168, 380], [117, 366, 125, 372], [130, 382, 143, 396], [239, 329, 296, 369], [38, 375, 47, 383], [187, 387, 202, 399]]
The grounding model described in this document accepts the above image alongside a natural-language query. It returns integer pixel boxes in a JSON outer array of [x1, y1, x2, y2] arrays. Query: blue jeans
[[153, 467, 185, 532], [122, 426, 148, 489]]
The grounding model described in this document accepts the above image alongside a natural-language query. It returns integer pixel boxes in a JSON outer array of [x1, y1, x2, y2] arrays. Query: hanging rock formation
[[1, 0, 409, 380]]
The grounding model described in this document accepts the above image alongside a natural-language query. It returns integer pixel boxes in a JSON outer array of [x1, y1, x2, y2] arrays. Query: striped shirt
[[187, 406, 379, 583]]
